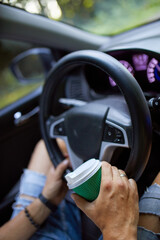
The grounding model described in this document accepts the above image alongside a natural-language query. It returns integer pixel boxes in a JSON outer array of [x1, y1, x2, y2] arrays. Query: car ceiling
[[0, 4, 160, 54], [0, 4, 107, 51]]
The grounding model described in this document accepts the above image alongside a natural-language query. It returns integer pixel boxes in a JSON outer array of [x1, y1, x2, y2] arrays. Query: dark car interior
[[0, 3, 160, 237]]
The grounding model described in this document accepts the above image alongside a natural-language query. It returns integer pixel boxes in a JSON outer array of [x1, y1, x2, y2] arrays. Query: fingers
[[118, 169, 128, 186], [54, 159, 69, 179], [128, 178, 139, 224], [56, 138, 69, 158], [112, 166, 126, 190], [128, 178, 137, 191], [101, 162, 113, 183], [99, 162, 113, 193], [111, 166, 130, 199], [112, 166, 121, 181], [118, 169, 128, 178], [71, 193, 90, 212], [100, 163, 129, 195], [128, 178, 138, 200]]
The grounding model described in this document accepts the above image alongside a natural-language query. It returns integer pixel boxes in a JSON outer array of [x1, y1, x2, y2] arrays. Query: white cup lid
[[65, 159, 101, 189]]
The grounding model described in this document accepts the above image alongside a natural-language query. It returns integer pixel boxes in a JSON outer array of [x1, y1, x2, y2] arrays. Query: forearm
[[0, 199, 50, 240]]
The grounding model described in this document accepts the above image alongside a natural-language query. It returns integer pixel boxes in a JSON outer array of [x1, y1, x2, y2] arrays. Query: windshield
[[1, 0, 160, 35]]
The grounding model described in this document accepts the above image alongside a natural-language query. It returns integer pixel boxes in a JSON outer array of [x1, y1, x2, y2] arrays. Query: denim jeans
[[11, 169, 82, 240], [11, 169, 160, 240]]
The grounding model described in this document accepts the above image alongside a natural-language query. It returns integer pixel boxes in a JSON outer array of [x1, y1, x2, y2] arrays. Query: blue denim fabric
[[138, 184, 160, 240], [139, 184, 160, 217], [137, 227, 160, 240], [11, 169, 82, 240], [30, 200, 81, 240], [11, 170, 160, 240]]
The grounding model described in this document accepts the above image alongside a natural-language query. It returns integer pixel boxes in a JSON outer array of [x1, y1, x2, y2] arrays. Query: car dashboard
[[108, 50, 160, 95], [85, 49, 160, 97]]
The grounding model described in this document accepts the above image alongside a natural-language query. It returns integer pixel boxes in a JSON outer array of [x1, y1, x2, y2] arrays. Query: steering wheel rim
[[40, 50, 152, 180]]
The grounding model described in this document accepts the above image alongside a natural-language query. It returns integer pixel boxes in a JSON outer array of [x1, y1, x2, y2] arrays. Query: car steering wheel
[[40, 50, 152, 180]]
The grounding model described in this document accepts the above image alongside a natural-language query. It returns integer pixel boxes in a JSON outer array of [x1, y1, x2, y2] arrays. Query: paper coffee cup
[[65, 159, 102, 201]]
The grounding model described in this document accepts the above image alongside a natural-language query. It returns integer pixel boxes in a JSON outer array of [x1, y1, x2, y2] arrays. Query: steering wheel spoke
[[62, 141, 84, 170], [46, 115, 83, 169], [47, 116, 66, 138], [99, 120, 130, 162]]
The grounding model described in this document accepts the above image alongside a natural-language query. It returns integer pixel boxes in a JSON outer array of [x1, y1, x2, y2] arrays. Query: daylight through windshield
[[1, 0, 160, 35]]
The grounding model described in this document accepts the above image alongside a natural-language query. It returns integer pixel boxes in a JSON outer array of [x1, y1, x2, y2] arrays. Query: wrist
[[102, 225, 137, 240], [42, 188, 56, 204], [39, 193, 58, 212], [27, 198, 51, 225], [35, 198, 51, 214], [36, 198, 51, 213]]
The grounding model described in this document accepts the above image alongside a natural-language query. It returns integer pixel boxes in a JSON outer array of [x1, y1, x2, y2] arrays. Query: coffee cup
[[65, 159, 102, 201]]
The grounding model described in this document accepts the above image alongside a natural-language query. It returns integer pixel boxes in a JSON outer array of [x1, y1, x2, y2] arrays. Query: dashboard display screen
[[132, 54, 149, 71], [85, 50, 160, 96], [147, 58, 160, 83]]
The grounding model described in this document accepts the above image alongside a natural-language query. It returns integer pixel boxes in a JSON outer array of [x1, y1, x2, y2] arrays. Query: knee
[[138, 213, 160, 233], [138, 184, 160, 234], [28, 140, 52, 174]]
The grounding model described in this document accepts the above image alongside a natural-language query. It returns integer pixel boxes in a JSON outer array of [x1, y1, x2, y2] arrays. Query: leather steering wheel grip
[[40, 50, 152, 180]]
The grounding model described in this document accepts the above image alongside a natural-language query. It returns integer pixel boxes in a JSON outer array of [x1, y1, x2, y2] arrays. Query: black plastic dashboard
[[65, 49, 160, 103], [84, 49, 160, 97]]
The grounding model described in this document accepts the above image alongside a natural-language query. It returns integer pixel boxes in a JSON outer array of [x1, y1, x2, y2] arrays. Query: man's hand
[[42, 159, 69, 206], [72, 162, 139, 240]]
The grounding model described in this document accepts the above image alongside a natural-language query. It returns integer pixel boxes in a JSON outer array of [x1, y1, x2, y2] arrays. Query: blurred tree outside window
[[0, 0, 160, 110], [1, 0, 160, 35], [0, 40, 43, 109]]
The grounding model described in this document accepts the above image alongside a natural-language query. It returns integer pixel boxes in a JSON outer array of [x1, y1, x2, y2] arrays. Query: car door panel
[[0, 88, 41, 225]]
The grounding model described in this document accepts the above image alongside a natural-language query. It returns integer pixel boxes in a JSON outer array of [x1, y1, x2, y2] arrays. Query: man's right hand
[[72, 162, 139, 240]]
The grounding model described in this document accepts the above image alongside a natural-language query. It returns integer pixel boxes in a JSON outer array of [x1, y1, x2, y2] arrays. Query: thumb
[[71, 193, 90, 212], [54, 159, 69, 179]]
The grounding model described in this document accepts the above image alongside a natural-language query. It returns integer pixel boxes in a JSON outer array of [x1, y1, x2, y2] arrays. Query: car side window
[[0, 39, 43, 110]]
